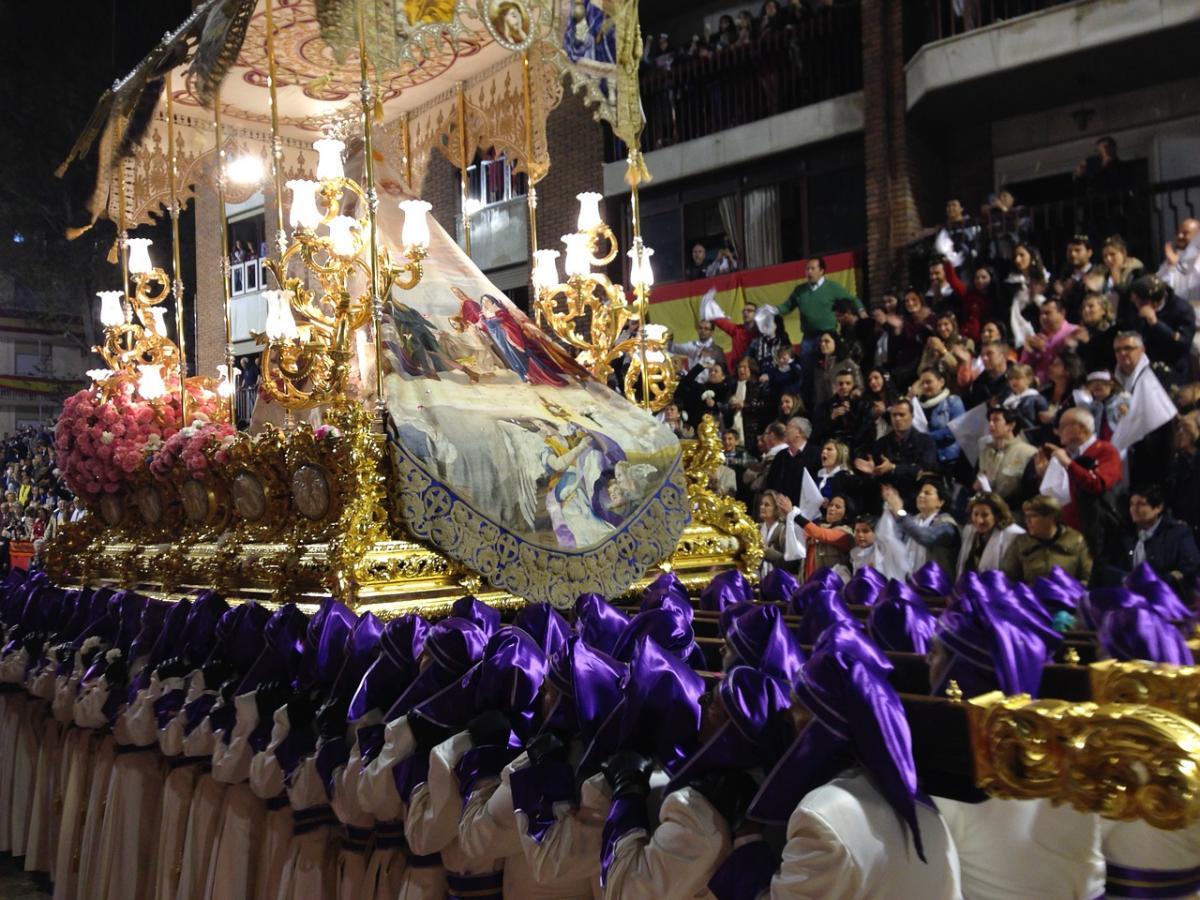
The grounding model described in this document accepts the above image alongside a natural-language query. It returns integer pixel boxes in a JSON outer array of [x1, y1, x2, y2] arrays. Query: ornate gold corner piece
[[966, 690, 1200, 829], [677, 416, 762, 578], [1089, 658, 1200, 724]]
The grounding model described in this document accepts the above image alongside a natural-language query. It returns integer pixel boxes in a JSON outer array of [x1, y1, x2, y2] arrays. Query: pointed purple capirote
[[698, 570, 753, 612], [795, 589, 859, 645], [1099, 604, 1194, 665], [385, 617, 488, 721], [724, 605, 805, 683], [748, 623, 926, 861], [610, 604, 701, 668], [641, 572, 689, 610], [868, 579, 936, 654]]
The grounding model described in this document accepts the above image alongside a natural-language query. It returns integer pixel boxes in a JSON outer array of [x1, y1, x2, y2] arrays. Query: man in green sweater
[[774, 257, 864, 370]]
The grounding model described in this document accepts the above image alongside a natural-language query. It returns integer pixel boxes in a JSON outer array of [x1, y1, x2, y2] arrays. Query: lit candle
[[149, 307, 169, 337], [314, 138, 346, 181], [263, 290, 299, 341], [326, 216, 360, 257], [137, 364, 167, 400], [562, 233, 591, 278], [576, 192, 603, 232], [126, 238, 154, 275], [226, 154, 265, 185], [531, 249, 561, 292], [628, 244, 656, 288], [216, 363, 238, 398], [287, 180, 323, 230], [399, 200, 432, 249], [97, 291, 125, 328]]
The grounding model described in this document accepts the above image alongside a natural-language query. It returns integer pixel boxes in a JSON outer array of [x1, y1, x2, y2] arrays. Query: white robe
[[153, 672, 207, 900], [337, 734, 407, 900], [460, 751, 593, 899], [1102, 819, 1200, 899], [250, 707, 295, 900], [275, 755, 339, 900], [329, 716, 378, 900], [602, 786, 729, 900], [204, 691, 267, 900], [517, 771, 608, 894], [175, 706, 226, 900], [767, 774, 961, 899], [936, 796, 1103, 900], [23, 664, 62, 874]]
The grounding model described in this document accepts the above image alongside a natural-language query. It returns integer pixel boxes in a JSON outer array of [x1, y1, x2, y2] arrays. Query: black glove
[[155, 655, 191, 680], [601, 750, 654, 799], [407, 712, 452, 752], [202, 656, 234, 690], [689, 769, 760, 829], [286, 691, 318, 731], [254, 680, 290, 723], [467, 710, 512, 748], [525, 731, 568, 767], [315, 699, 349, 742], [104, 655, 129, 689]]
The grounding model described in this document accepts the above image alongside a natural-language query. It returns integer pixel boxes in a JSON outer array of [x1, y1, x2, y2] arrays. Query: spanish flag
[[645, 252, 860, 347]]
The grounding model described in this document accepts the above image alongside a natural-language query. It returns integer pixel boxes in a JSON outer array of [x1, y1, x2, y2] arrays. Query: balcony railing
[[610, 3, 862, 162], [904, 177, 1200, 282], [904, 0, 1079, 55]]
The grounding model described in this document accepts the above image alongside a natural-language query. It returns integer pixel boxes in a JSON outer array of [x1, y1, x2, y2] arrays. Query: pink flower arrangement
[[149, 421, 236, 481], [54, 374, 224, 497]]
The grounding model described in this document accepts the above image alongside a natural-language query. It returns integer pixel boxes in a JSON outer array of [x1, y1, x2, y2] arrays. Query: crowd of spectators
[[0, 424, 80, 574], [658, 191, 1200, 600]]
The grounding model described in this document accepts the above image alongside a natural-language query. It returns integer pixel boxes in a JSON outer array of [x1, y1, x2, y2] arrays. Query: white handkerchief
[[1039, 456, 1071, 505]]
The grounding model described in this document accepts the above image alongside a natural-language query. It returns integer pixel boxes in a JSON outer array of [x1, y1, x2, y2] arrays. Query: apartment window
[[14, 342, 48, 377], [465, 153, 528, 213]]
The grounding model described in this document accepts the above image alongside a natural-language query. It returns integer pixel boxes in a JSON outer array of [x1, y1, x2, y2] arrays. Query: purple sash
[[508, 759, 575, 843], [1106, 861, 1200, 899], [446, 870, 502, 900], [708, 836, 777, 900], [599, 794, 648, 886]]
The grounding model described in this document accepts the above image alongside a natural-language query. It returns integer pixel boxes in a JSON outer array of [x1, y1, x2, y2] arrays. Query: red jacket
[[712, 317, 756, 371], [1062, 438, 1122, 531]]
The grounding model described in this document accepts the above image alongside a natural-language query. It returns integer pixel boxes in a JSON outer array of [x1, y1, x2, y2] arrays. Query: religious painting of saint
[[486, 0, 532, 49]]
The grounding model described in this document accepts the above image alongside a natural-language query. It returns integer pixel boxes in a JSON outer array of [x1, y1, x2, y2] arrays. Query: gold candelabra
[[91, 236, 184, 404], [256, 137, 430, 412], [532, 192, 675, 411]]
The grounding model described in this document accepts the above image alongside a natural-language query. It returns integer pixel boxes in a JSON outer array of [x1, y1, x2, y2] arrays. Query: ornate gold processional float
[[40, 0, 1200, 830], [49, 0, 759, 615]]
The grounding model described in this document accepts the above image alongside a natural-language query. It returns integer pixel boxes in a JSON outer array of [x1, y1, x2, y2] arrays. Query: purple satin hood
[[1100, 604, 1194, 665], [183, 591, 229, 664], [749, 624, 926, 862], [641, 572, 689, 609], [514, 603, 571, 657], [868, 579, 936, 654], [699, 570, 753, 612], [1125, 563, 1193, 622], [759, 568, 799, 603], [669, 666, 792, 789], [237, 603, 309, 694], [725, 605, 805, 683], [546, 637, 626, 777], [451, 596, 501, 636], [935, 575, 1051, 698], [329, 612, 383, 708], [844, 566, 887, 606], [574, 593, 629, 655], [348, 613, 429, 721], [384, 617, 487, 721], [610, 605, 701, 668], [908, 561, 951, 600], [795, 589, 859, 645]]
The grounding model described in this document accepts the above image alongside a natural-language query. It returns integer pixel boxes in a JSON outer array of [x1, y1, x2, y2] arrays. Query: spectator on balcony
[[1102, 485, 1200, 594], [758, 0, 793, 35], [920, 311, 974, 381], [686, 243, 710, 280], [861, 368, 897, 445], [853, 398, 938, 509], [926, 256, 967, 317], [644, 33, 676, 71], [712, 14, 738, 50], [725, 356, 770, 450], [773, 257, 863, 371], [1056, 234, 1096, 322], [833, 297, 871, 367], [1001, 363, 1048, 435], [1033, 407, 1122, 556], [1073, 135, 1128, 195], [913, 366, 965, 466], [964, 338, 1013, 409], [709, 301, 759, 370], [813, 368, 866, 448], [1098, 234, 1144, 319], [1031, 351, 1085, 444], [734, 10, 755, 44], [1169, 413, 1200, 538], [933, 198, 980, 277], [1070, 291, 1119, 374], [669, 318, 718, 371], [760, 343, 804, 402], [1157, 217, 1200, 306], [1130, 274, 1196, 383], [975, 407, 1038, 512], [959, 265, 997, 344], [808, 331, 860, 410], [765, 416, 820, 504], [895, 288, 935, 389], [1020, 297, 1078, 385], [862, 292, 903, 372], [1001, 495, 1092, 585]]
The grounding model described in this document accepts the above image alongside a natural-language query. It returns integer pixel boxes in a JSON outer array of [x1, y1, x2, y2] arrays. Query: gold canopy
[[60, 0, 643, 231]]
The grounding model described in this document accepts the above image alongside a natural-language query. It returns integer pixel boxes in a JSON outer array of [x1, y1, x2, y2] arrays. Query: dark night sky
[[0, 0, 194, 319]]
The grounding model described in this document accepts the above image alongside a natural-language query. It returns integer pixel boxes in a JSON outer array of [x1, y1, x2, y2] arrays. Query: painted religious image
[[373, 165, 681, 556], [562, 0, 616, 70], [486, 0, 532, 50]]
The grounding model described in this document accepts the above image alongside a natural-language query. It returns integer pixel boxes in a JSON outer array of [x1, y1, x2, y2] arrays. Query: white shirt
[[936, 796, 1103, 900], [768, 773, 962, 899]]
